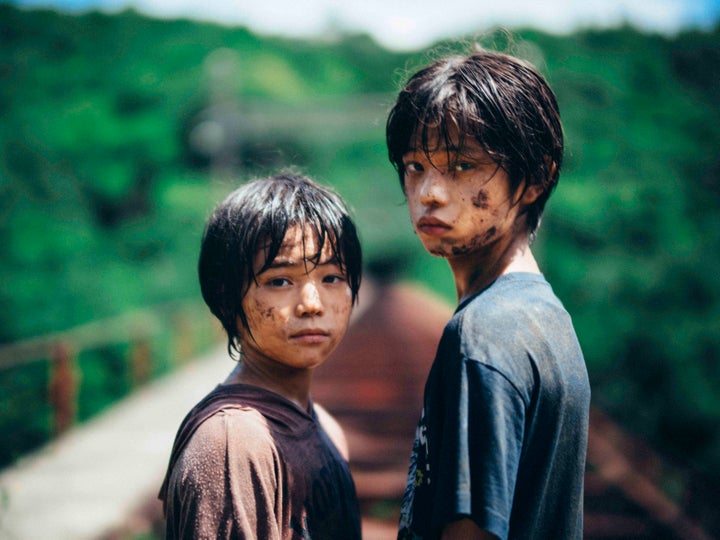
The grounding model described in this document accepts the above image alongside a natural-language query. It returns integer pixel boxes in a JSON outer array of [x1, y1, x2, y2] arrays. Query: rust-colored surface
[[315, 281, 450, 489], [48, 341, 78, 435]]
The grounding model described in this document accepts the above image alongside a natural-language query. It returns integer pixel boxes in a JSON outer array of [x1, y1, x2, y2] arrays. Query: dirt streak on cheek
[[472, 189, 490, 209], [332, 297, 352, 317], [251, 298, 275, 320], [450, 226, 498, 256]]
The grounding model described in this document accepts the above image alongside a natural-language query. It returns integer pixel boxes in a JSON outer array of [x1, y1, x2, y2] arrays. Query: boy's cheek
[[332, 297, 351, 314], [239, 300, 279, 334], [331, 297, 353, 323], [258, 302, 276, 321]]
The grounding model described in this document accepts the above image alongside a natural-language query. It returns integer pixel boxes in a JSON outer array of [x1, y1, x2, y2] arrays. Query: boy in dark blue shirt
[[386, 48, 591, 540]]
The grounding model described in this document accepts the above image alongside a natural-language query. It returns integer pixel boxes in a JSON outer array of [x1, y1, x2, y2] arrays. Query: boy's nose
[[418, 170, 448, 207], [296, 282, 323, 317]]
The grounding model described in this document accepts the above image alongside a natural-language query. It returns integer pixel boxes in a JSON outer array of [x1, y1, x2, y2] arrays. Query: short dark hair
[[198, 173, 362, 359], [386, 48, 563, 235]]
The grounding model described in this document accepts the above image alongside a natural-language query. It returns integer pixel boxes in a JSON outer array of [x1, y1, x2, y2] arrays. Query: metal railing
[[0, 302, 220, 437]]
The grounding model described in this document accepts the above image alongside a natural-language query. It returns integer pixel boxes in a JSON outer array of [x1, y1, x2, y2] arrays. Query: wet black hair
[[198, 172, 362, 359], [386, 48, 564, 236]]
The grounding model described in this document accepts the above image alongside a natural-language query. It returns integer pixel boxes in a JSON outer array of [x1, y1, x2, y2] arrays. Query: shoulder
[[165, 407, 283, 538], [455, 274, 565, 348], [462, 273, 559, 320], [313, 403, 350, 461], [181, 407, 276, 467], [170, 407, 281, 499], [443, 274, 567, 392]]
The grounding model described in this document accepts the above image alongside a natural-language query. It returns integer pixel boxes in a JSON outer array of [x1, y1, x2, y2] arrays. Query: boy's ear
[[519, 158, 556, 205], [519, 183, 544, 205], [545, 158, 558, 183]]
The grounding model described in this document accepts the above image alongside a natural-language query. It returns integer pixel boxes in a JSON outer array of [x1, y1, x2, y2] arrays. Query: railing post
[[130, 338, 151, 387], [48, 341, 78, 435], [174, 313, 194, 364]]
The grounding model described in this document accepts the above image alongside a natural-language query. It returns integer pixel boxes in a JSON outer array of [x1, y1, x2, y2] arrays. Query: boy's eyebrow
[[260, 255, 342, 272], [402, 146, 494, 164], [403, 142, 470, 155]]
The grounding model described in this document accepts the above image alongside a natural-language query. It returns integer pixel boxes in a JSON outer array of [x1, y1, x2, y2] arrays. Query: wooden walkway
[[0, 345, 231, 540]]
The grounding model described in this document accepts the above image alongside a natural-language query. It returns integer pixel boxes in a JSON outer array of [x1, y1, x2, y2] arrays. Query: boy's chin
[[428, 248, 449, 258], [420, 241, 452, 258]]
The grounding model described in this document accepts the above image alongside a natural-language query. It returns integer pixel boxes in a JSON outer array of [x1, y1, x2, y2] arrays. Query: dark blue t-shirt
[[398, 273, 590, 540]]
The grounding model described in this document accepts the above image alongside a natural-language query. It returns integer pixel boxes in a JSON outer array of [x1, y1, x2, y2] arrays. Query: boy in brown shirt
[[159, 173, 363, 539]]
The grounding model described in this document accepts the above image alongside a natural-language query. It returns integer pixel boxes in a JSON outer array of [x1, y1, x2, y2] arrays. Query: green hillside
[[1, 2, 719, 517]]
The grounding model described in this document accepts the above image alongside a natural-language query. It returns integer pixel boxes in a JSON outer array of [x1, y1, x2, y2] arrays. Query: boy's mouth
[[293, 328, 327, 336], [291, 328, 329, 343], [417, 216, 451, 236]]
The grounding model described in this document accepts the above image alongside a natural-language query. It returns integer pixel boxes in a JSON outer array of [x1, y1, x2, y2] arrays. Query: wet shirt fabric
[[398, 273, 591, 540], [159, 383, 361, 540]]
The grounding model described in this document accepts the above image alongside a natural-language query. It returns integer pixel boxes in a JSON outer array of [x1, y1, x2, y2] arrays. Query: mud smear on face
[[450, 226, 498, 256], [451, 245, 473, 256], [333, 301, 352, 318], [471, 189, 490, 209], [483, 227, 497, 241], [252, 298, 274, 320]]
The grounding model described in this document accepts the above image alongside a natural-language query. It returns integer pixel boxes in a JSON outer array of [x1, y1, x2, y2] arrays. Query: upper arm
[[433, 358, 525, 538], [168, 410, 281, 539], [314, 402, 350, 460]]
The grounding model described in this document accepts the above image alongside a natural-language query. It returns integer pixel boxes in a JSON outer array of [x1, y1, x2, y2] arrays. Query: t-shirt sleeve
[[433, 356, 527, 540], [165, 409, 281, 540]]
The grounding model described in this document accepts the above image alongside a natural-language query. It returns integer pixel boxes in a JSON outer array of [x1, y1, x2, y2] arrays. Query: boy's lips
[[416, 216, 451, 236], [291, 328, 329, 343]]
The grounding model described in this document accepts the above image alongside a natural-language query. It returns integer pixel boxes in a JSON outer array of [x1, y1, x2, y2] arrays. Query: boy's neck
[[451, 234, 540, 304], [224, 361, 313, 411]]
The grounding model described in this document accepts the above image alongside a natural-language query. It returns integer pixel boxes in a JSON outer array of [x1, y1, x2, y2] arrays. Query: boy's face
[[401, 132, 539, 260], [237, 225, 353, 373]]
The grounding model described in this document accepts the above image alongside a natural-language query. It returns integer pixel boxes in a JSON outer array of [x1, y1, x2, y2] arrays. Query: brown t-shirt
[[159, 383, 361, 540]]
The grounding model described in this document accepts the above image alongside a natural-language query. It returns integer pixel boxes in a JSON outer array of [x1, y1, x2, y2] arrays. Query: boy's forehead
[[255, 225, 335, 268], [408, 124, 449, 149], [406, 129, 491, 159], [281, 225, 328, 251], [408, 121, 465, 148]]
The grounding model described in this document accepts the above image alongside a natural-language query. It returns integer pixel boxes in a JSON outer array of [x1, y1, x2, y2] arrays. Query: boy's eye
[[453, 162, 474, 172], [267, 277, 291, 287], [323, 273, 346, 285], [404, 161, 424, 173]]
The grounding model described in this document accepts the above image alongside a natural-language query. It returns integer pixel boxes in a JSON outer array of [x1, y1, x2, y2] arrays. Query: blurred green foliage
[[0, 2, 719, 503]]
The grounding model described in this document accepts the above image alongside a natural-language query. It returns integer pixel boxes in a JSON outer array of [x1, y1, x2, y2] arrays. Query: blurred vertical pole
[[130, 338, 151, 387], [48, 341, 78, 435], [174, 313, 194, 364], [187, 48, 244, 181]]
